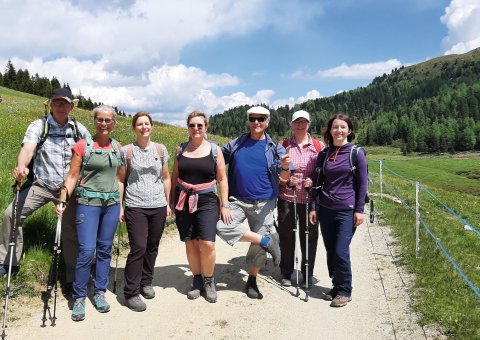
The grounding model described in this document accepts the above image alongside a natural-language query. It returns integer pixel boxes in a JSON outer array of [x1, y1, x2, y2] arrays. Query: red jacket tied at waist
[[175, 178, 217, 213]]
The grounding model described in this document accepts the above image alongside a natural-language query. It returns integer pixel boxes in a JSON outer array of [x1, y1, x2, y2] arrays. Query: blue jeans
[[318, 206, 356, 297], [73, 203, 120, 299]]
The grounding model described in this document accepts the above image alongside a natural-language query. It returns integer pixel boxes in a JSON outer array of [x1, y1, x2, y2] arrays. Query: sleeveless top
[[175, 151, 217, 210]]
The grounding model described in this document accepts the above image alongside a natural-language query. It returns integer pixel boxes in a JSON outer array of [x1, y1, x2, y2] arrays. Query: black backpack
[[27, 114, 80, 182]]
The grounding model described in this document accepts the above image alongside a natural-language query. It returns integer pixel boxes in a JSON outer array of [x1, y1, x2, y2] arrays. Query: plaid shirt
[[22, 114, 90, 188], [279, 134, 319, 204]]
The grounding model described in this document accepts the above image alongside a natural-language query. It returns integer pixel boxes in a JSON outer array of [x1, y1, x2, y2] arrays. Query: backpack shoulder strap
[[37, 115, 50, 150], [312, 137, 324, 153], [126, 144, 133, 178], [322, 147, 331, 175], [281, 139, 288, 148], [154, 143, 164, 164], [71, 117, 80, 142], [209, 140, 218, 165], [110, 139, 122, 163], [176, 142, 189, 159]]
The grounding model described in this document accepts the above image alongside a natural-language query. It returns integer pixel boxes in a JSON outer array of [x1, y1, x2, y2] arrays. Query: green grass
[[368, 151, 480, 339]]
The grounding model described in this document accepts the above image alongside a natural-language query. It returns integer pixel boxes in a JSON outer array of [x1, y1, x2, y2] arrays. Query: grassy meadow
[[367, 147, 480, 339], [0, 87, 479, 338]]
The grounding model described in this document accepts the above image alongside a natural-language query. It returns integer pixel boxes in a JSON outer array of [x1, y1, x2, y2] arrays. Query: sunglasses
[[188, 123, 204, 129], [248, 116, 267, 123], [95, 118, 114, 124]]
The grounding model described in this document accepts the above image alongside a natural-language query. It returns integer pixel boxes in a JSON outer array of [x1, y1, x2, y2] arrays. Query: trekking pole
[[304, 188, 310, 302], [41, 201, 63, 327], [1, 181, 21, 339], [369, 199, 375, 223], [293, 186, 300, 297], [112, 223, 121, 294]]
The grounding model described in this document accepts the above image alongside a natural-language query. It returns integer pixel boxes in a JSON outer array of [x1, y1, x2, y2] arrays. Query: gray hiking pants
[[0, 180, 78, 282]]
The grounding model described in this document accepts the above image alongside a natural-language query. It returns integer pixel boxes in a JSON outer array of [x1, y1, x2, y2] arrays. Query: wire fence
[[368, 160, 480, 299]]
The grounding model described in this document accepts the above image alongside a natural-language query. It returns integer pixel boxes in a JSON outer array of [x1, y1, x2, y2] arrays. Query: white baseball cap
[[291, 110, 310, 122], [247, 106, 270, 116]]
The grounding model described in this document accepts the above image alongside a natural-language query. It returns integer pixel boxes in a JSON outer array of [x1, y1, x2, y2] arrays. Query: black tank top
[[175, 151, 217, 209]]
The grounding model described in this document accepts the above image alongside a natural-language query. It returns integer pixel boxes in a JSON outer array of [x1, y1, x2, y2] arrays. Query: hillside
[[209, 48, 480, 154]]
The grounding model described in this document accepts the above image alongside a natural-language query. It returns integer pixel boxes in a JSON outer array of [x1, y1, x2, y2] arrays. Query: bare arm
[[56, 153, 82, 215], [117, 165, 126, 222], [13, 142, 36, 180], [162, 163, 172, 218], [169, 148, 180, 212]]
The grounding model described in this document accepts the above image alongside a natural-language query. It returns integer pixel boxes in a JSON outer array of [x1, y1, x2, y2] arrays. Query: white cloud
[[288, 59, 403, 80], [0, 0, 325, 125], [441, 0, 480, 54], [270, 89, 321, 109]]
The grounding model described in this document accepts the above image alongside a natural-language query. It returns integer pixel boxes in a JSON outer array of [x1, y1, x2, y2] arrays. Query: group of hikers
[[0, 87, 368, 323]]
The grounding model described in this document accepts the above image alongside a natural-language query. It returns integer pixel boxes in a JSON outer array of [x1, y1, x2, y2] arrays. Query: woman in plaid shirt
[[277, 110, 323, 287]]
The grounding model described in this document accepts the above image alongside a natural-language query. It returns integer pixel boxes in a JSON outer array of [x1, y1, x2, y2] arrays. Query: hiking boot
[[71, 297, 86, 321], [203, 277, 217, 303], [94, 291, 110, 313], [330, 294, 352, 307], [187, 275, 204, 300], [262, 233, 281, 266], [324, 287, 338, 301], [281, 273, 292, 287], [140, 285, 155, 299], [125, 295, 147, 312], [245, 276, 263, 299]]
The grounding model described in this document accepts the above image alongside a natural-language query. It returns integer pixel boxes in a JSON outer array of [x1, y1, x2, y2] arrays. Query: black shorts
[[175, 196, 218, 242]]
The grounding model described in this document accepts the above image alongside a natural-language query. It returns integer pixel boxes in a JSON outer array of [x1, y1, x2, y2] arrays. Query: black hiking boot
[[261, 233, 281, 266], [245, 275, 263, 299], [187, 275, 204, 300]]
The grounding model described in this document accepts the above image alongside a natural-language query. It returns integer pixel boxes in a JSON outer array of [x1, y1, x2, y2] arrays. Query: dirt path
[[6, 214, 440, 340]]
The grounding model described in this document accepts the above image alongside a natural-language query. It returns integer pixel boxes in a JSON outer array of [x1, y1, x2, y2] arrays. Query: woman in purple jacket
[[309, 113, 367, 308]]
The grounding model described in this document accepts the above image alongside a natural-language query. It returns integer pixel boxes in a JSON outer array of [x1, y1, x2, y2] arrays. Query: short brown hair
[[187, 111, 208, 127]]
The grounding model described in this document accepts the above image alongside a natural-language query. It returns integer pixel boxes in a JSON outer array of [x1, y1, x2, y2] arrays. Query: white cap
[[247, 106, 270, 116], [291, 110, 310, 122]]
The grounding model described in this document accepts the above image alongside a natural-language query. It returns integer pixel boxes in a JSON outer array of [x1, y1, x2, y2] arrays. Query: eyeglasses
[[248, 116, 267, 123], [95, 118, 114, 124], [188, 123, 204, 129]]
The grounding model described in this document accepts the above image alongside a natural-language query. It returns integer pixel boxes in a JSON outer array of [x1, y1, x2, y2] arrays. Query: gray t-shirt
[[122, 142, 169, 208]]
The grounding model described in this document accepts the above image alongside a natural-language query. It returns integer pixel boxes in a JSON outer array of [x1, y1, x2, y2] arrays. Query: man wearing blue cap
[[0, 88, 90, 294], [217, 106, 291, 299]]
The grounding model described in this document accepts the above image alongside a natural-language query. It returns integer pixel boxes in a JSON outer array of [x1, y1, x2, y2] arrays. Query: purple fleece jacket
[[319, 143, 368, 213]]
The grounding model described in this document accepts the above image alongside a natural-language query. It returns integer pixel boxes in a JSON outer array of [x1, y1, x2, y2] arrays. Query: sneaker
[[330, 294, 352, 307], [71, 297, 86, 321], [245, 276, 263, 300], [203, 277, 217, 303], [93, 291, 110, 313], [0, 265, 19, 278], [140, 285, 155, 299], [324, 287, 338, 301], [187, 275, 204, 300], [262, 233, 281, 266], [125, 295, 147, 312]]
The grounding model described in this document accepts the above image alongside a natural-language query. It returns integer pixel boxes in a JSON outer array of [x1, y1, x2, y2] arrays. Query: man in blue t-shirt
[[217, 106, 291, 299]]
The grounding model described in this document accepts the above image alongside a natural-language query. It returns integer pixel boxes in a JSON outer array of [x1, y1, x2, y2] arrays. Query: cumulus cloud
[[288, 60, 403, 80], [0, 0, 325, 124], [441, 0, 480, 54]]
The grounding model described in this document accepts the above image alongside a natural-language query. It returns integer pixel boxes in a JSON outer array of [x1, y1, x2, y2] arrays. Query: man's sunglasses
[[248, 116, 267, 123]]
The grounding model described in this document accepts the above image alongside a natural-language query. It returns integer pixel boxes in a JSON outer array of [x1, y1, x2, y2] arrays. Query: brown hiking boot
[[330, 295, 352, 307], [324, 287, 338, 301]]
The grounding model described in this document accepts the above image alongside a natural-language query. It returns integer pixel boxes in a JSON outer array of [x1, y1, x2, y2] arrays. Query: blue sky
[[1, 0, 479, 125]]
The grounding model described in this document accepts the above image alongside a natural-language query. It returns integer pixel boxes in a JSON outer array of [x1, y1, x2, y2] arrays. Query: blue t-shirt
[[230, 138, 274, 200]]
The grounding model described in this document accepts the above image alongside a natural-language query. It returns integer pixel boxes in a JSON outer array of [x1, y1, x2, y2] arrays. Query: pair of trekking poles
[[292, 185, 310, 302], [1, 181, 123, 336], [0, 181, 64, 338]]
